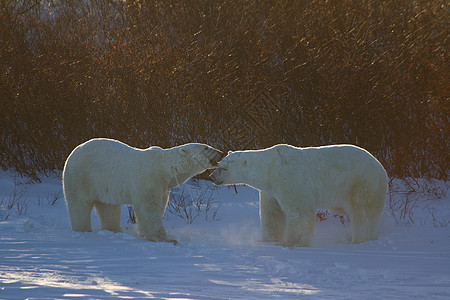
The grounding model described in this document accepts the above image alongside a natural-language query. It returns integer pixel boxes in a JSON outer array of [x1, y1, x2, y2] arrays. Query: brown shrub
[[0, 0, 447, 180]]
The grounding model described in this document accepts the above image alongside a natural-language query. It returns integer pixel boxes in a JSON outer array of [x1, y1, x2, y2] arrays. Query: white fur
[[62, 138, 222, 243], [210, 144, 388, 247]]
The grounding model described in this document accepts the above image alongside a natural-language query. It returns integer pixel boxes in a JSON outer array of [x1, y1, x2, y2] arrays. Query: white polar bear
[[63, 138, 222, 243], [210, 144, 388, 247]]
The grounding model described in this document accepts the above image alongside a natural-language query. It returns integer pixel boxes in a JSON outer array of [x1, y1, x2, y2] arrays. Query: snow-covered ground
[[0, 172, 449, 299]]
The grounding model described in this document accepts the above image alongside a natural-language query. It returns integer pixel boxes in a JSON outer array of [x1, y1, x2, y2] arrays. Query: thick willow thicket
[[0, 0, 448, 181]]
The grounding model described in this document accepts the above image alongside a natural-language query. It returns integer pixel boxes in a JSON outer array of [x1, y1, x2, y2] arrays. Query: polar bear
[[63, 138, 222, 243], [210, 144, 388, 247]]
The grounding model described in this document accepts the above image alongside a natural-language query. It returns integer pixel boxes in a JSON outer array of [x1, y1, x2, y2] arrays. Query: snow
[[0, 172, 449, 299]]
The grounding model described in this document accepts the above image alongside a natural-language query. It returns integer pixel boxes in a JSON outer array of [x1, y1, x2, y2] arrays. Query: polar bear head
[[209, 151, 253, 186], [167, 143, 223, 188], [177, 143, 224, 170]]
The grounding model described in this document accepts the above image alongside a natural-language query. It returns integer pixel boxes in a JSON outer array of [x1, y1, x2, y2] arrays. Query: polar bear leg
[[133, 200, 169, 242], [349, 182, 384, 243], [351, 204, 383, 243], [282, 205, 315, 247], [350, 209, 381, 243], [259, 191, 286, 242], [66, 199, 94, 232], [95, 202, 122, 233], [162, 191, 170, 212], [350, 213, 371, 244]]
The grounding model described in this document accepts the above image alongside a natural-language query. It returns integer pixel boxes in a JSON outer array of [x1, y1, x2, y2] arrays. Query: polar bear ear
[[227, 151, 233, 155]]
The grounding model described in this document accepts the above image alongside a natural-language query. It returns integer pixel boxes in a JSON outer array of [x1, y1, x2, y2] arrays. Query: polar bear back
[[301, 145, 386, 180], [63, 138, 163, 206], [281, 144, 388, 209]]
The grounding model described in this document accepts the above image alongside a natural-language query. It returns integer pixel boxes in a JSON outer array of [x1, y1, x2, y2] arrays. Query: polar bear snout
[[209, 149, 225, 166], [202, 147, 224, 167]]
